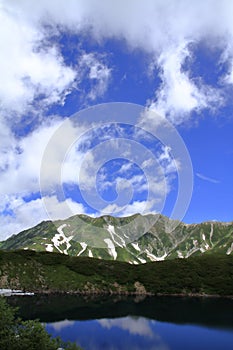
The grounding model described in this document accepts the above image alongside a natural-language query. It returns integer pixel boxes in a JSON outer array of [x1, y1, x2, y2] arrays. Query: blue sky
[[0, 0, 233, 239]]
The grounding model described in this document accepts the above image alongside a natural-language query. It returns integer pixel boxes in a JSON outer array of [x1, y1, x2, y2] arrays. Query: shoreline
[[1, 288, 232, 299]]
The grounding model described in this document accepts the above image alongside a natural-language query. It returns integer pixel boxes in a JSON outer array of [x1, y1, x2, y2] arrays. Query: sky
[[1, 0, 233, 240]]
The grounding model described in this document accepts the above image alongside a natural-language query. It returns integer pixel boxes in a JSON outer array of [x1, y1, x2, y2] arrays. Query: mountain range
[[0, 214, 232, 263]]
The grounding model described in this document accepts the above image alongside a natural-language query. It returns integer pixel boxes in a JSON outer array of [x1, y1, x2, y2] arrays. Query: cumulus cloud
[[0, 2, 76, 116], [2, 1, 233, 122], [0, 117, 64, 196], [0, 1, 113, 125], [0, 195, 86, 240], [0, 117, 88, 239], [101, 199, 157, 217], [148, 43, 224, 124], [21, 0, 230, 54], [42, 195, 86, 221], [0, 196, 46, 240]]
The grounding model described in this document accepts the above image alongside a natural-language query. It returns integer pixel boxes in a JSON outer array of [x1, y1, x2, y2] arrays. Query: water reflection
[[98, 316, 154, 337], [8, 295, 233, 350], [8, 294, 233, 329], [47, 317, 169, 350], [46, 316, 233, 350]]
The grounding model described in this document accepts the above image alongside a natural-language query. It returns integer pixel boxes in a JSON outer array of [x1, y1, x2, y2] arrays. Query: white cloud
[[121, 200, 157, 217], [0, 196, 46, 240], [118, 162, 133, 174], [102, 199, 157, 217], [147, 43, 224, 124], [10, 0, 232, 110], [0, 118, 64, 196], [0, 0, 233, 117], [220, 41, 233, 85], [1, 1, 233, 108], [0, 2, 76, 116], [196, 172, 220, 184], [157, 145, 180, 174], [79, 53, 111, 101], [0, 195, 86, 241], [1, 2, 232, 125], [0, 117, 89, 239], [33, 0, 231, 53], [42, 195, 86, 221]]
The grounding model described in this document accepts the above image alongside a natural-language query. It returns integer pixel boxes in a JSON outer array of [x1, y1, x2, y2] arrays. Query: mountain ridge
[[0, 213, 232, 263]]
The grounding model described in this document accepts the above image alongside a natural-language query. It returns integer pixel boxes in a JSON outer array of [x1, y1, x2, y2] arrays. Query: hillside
[[0, 250, 232, 296], [0, 214, 232, 263]]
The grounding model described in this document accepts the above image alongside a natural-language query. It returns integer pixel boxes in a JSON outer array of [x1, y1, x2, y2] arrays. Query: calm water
[[8, 295, 233, 350]]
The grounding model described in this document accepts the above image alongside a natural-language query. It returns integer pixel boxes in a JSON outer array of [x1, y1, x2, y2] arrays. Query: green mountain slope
[[1, 214, 232, 263], [0, 250, 232, 296]]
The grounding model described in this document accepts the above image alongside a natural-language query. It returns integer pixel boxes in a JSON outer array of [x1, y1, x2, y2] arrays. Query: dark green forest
[[0, 250, 232, 296]]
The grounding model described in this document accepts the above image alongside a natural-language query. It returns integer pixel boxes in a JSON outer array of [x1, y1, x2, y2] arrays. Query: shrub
[[0, 298, 82, 350]]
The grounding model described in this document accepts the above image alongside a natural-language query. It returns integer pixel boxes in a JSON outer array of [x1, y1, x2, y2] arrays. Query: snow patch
[[201, 233, 210, 249], [131, 242, 141, 252], [138, 257, 147, 263], [52, 224, 73, 255], [107, 225, 126, 248], [177, 251, 184, 258], [226, 243, 233, 255], [186, 246, 199, 258], [104, 238, 117, 260], [45, 244, 53, 252], [77, 242, 87, 256], [209, 223, 214, 246], [145, 249, 167, 261], [193, 239, 198, 247], [155, 252, 167, 261], [88, 249, 93, 258], [57, 224, 67, 235], [145, 250, 157, 261]]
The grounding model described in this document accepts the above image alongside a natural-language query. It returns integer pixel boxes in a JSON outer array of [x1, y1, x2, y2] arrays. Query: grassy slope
[[1, 216, 232, 262], [0, 250, 232, 296]]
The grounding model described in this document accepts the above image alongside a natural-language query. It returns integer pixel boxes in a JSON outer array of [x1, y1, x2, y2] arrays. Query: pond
[[8, 294, 233, 350]]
